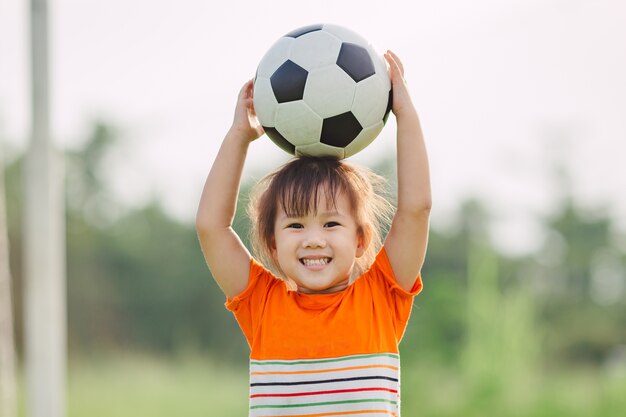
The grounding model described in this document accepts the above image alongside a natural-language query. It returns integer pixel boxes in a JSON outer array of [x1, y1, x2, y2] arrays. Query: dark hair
[[248, 156, 393, 284]]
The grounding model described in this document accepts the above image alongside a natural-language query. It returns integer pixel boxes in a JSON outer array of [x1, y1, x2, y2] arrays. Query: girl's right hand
[[230, 79, 265, 142]]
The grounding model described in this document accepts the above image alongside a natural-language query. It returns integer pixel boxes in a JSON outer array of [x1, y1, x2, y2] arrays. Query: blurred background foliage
[[4, 121, 626, 416]]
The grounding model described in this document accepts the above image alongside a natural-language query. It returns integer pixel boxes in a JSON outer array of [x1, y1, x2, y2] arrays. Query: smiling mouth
[[300, 258, 332, 266]]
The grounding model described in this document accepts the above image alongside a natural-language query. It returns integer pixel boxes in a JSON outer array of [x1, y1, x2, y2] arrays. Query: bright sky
[[1, 0, 625, 255]]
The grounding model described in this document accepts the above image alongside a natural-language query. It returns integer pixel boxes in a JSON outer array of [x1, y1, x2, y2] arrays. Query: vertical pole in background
[[25, 0, 67, 416], [0, 143, 17, 417]]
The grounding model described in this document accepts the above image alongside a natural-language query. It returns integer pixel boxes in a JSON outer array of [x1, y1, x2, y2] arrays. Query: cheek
[[271, 232, 290, 256]]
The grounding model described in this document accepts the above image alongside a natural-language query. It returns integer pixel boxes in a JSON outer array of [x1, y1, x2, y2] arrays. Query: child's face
[[272, 190, 365, 294]]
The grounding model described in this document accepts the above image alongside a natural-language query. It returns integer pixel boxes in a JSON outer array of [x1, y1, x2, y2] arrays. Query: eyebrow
[[278, 210, 343, 220]]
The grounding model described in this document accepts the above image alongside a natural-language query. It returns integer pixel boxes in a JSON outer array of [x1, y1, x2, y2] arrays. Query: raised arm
[[196, 80, 264, 299], [383, 50, 432, 292]]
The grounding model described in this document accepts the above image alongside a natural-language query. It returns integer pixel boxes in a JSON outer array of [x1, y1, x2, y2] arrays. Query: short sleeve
[[370, 247, 423, 297], [364, 247, 423, 342], [225, 258, 280, 347]]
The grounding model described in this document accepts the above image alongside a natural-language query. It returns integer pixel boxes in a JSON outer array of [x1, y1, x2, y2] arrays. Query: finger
[[239, 79, 254, 99], [387, 49, 400, 62], [246, 98, 257, 115], [386, 50, 404, 76], [384, 52, 402, 80]]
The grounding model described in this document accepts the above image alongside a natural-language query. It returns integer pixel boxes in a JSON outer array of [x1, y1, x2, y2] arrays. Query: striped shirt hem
[[249, 353, 401, 417]]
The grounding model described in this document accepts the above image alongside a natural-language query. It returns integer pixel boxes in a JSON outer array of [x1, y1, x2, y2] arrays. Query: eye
[[287, 223, 303, 229], [324, 221, 340, 228]]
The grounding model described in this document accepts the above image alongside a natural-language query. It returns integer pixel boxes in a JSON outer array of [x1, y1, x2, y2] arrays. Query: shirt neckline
[[290, 286, 351, 310]]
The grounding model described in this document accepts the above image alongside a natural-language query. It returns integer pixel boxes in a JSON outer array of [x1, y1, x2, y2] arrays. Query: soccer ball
[[253, 24, 392, 159]]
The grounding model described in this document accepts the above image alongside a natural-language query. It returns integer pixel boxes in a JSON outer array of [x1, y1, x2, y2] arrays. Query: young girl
[[196, 50, 431, 416]]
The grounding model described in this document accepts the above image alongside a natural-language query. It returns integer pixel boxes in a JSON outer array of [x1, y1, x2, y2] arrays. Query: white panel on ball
[[351, 75, 388, 128], [370, 50, 390, 88], [344, 121, 384, 158], [296, 142, 345, 159], [275, 101, 323, 147], [303, 66, 356, 119], [256, 37, 295, 78], [253, 77, 279, 127], [289, 31, 342, 71], [322, 24, 370, 48]]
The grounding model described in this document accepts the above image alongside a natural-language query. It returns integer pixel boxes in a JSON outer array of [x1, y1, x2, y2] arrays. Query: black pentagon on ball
[[336, 43, 376, 83], [285, 24, 324, 38], [321, 112, 363, 148], [263, 126, 296, 154], [270, 60, 309, 103]]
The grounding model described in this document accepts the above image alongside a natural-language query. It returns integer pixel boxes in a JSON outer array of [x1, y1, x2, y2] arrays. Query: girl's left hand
[[384, 50, 414, 117]]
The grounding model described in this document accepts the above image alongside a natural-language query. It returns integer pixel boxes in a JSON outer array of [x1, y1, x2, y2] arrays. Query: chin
[[296, 281, 332, 294], [299, 283, 329, 293]]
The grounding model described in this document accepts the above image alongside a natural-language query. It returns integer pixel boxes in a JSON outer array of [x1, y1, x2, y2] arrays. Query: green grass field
[[17, 354, 248, 417], [16, 353, 626, 417], [67, 354, 249, 416]]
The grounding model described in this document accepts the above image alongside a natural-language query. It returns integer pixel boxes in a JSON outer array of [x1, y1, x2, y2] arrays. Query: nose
[[302, 231, 326, 248]]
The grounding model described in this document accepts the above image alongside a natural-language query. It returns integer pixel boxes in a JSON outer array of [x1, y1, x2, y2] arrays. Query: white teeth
[[302, 258, 330, 266]]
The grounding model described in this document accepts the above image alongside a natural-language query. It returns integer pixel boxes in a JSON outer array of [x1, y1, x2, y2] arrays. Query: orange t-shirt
[[226, 248, 422, 417]]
